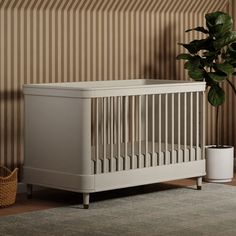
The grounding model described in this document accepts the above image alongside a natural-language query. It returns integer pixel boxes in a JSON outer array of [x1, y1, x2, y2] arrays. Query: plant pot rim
[[205, 145, 234, 149]]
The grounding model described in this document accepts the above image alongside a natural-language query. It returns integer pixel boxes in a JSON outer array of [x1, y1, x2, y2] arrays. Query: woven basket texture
[[0, 166, 18, 207]]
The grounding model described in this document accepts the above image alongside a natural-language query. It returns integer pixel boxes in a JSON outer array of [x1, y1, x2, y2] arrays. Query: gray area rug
[[1, 183, 236, 236]]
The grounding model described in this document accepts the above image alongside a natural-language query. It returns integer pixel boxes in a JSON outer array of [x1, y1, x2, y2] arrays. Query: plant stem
[[216, 105, 220, 147]]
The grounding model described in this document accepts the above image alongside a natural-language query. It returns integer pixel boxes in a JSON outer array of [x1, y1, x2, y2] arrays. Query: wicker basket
[[0, 166, 18, 207]]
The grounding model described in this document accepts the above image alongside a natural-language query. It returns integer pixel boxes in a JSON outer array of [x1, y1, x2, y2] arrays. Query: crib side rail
[[91, 90, 205, 174]]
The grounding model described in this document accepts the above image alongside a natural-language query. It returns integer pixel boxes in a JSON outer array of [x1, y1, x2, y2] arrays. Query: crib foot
[[27, 184, 33, 199], [83, 193, 90, 209], [196, 177, 202, 190], [197, 186, 202, 190]]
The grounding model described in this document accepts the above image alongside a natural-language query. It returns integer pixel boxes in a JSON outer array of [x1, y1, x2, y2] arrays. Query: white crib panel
[[23, 167, 95, 192], [24, 95, 91, 175], [94, 160, 205, 192], [23, 79, 206, 207], [23, 79, 206, 98]]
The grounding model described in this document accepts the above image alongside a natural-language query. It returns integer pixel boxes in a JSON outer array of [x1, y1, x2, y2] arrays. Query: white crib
[[23, 79, 206, 208]]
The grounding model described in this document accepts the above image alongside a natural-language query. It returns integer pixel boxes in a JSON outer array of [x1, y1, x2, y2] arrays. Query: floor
[[1, 173, 236, 218]]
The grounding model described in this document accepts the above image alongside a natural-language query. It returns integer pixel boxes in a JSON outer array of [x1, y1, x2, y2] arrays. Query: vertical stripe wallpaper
[[0, 0, 234, 171], [222, 0, 236, 151]]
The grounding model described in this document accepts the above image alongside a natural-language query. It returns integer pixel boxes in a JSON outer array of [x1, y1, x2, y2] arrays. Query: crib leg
[[27, 184, 33, 199], [196, 177, 202, 190], [83, 193, 90, 209]]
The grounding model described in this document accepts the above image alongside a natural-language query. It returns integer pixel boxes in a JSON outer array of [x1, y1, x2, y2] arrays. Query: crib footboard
[[23, 79, 206, 209]]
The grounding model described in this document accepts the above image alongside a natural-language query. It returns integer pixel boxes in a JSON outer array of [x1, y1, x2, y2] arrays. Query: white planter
[[206, 146, 234, 183]]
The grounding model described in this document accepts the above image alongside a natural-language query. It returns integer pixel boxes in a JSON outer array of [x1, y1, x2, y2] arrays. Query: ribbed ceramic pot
[[206, 146, 234, 183]]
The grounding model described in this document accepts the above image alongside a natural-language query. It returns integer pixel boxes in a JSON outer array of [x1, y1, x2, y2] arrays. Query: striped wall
[[0, 0, 233, 170], [221, 0, 236, 150]]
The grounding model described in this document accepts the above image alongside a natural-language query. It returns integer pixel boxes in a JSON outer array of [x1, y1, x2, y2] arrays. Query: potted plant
[[176, 11, 236, 182]]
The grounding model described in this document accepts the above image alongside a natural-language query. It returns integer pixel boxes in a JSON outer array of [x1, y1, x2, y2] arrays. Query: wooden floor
[[1, 173, 236, 217]]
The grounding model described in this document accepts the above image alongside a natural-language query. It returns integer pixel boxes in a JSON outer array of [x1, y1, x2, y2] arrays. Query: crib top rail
[[23, 79, 206, 98]]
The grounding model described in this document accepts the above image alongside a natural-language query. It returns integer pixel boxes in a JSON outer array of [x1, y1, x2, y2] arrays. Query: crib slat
[[117, 96, 121, 171], [124, 96, 128, 170], [184, 93, 187, 162], [171, 93, 174, 164], [196, 92, 199, 160], [138, 95, 141, 168], [96, 98, 99, 173], [158, 94, 161, 165], [201, 91, 205, 160], [131, 96, 135, 169], [165, 94, 168, 164], [110, 97, 114, 172], [190, 92, 193, 162], [103, 98, 107, 173], [152, 94, 155, 166], [107, 98, 110, 149], [91, 100, 95, 148], [145, 95, 148, 167], [120, 97, 123, 145], [178, 93, 180, 163]]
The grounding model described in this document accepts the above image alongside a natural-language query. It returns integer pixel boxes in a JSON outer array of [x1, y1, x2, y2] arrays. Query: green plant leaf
[[206, 11, 233, 37], [228, 42, 236, 58], [216, 62, 234, 75], [202, 51, 218, 57], [188, 69, 204, 80], [229, 42, 236, 52], [176, 53, 192, 60], [205, 12, 223, 27], [178, 43, 196, 54], [179, 38, 212, 54], [177, 11, 236, 108], [208, 72, 227, 82], [185, 27, 209, 34], [200, 58, 213, 67], [208, 85, 225, 106], [216, 14, 232, 29], [213, 32, 236, 49], [201, 51, 218, 67], [184, 56, 201, 70]]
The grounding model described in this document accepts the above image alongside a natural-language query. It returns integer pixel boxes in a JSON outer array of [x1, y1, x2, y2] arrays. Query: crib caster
[[27, 184, 33, 199], [83, 193, 90, 209]]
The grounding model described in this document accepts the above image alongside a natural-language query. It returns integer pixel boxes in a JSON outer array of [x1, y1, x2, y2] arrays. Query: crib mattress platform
[[91, 141, 201, 173]]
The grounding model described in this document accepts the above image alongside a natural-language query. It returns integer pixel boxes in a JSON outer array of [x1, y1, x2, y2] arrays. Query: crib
[[23, 79, 206, 208]]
